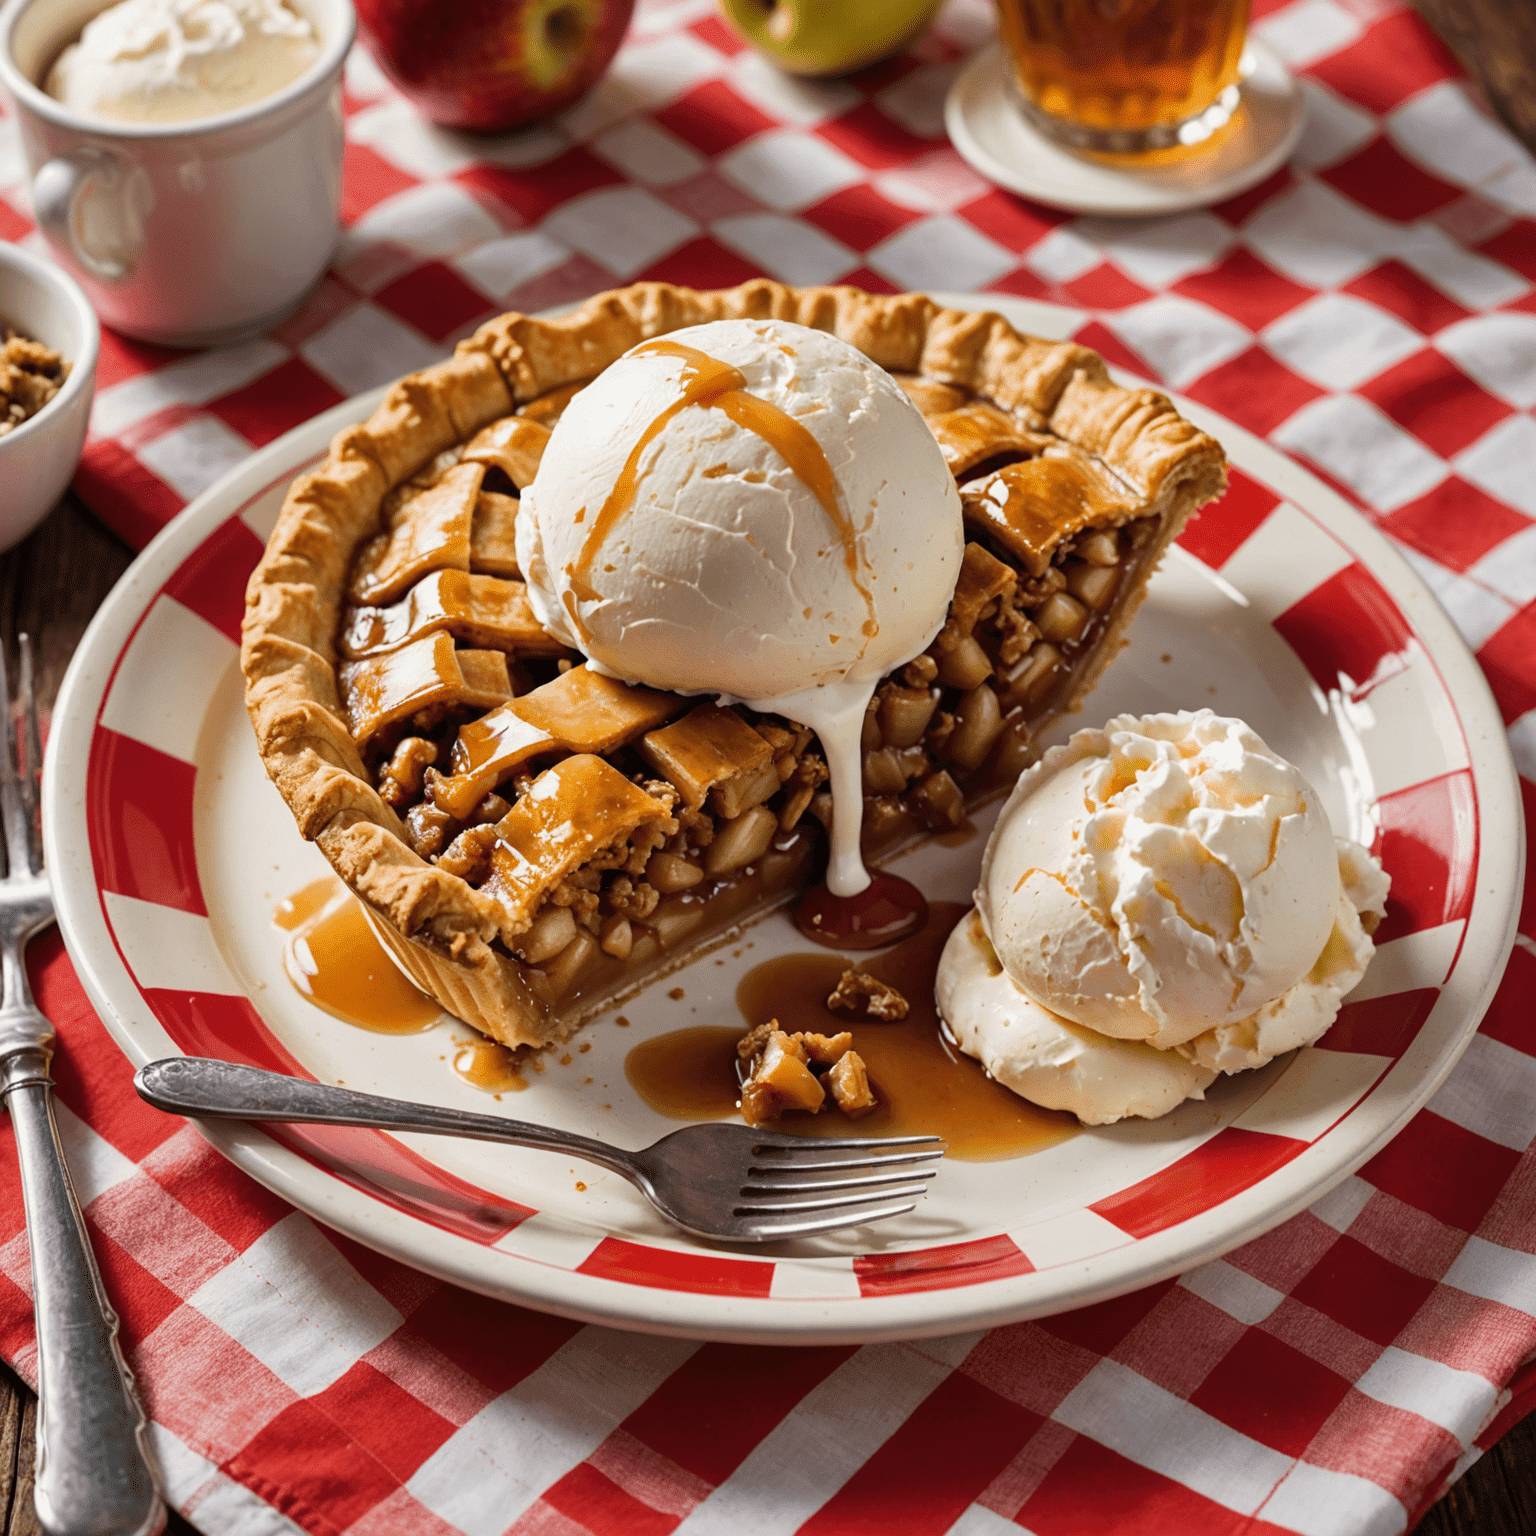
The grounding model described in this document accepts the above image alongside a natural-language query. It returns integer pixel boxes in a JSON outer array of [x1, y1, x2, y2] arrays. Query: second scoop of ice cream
[[980, 710, 1350, 1050], [936, 710, 1390, 1126]]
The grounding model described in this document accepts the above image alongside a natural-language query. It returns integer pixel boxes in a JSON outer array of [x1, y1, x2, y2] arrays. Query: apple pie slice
[[243, 281, 1226, 1049]]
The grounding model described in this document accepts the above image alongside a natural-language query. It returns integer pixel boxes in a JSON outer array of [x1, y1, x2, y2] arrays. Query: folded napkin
[[2, 0, 1535, 1529]]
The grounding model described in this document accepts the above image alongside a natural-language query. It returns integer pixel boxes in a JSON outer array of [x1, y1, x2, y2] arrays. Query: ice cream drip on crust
[[518, 318, 966, 897]]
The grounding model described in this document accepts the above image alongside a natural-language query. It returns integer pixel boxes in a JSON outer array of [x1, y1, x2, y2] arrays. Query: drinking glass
[[996, 0, 1252, 158]]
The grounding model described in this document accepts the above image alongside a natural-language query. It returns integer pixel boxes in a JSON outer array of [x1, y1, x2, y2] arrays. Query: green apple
[[719, 0, 945, 76]]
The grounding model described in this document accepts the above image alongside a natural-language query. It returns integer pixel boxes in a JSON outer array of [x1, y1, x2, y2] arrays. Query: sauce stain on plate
[[452, 1037, 528, 1093], [275, 877, 441, 1034], [625, 901, 1079, 1160]]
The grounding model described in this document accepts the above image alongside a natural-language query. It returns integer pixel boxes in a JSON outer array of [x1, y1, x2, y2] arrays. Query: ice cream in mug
[[45, 0, 319, 123]]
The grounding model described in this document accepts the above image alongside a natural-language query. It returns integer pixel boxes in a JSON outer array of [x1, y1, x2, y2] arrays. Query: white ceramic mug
[[0, 0, 354, 347]]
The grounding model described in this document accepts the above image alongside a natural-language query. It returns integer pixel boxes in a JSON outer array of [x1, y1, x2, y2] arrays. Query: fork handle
[[3, 1050, 165, 1536], [135, 1058, 647, 1185]]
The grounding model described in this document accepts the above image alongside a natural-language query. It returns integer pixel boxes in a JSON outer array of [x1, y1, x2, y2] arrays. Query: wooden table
[[0, 493, 1528, 1535]]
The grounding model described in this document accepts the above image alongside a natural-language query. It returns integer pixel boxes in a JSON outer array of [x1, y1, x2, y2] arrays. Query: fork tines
[[740, 1198, 928, 1239], [736, 1133, 944, 1223], [0, 634, 42, 880], [750, 1144, 946, 1175]]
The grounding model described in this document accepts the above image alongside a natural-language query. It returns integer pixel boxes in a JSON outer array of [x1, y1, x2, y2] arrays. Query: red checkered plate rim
[[43, 296, 1524, 1344]]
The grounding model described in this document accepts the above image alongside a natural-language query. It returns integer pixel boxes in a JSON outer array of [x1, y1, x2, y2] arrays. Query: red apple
[[356, 0, 635, 133]]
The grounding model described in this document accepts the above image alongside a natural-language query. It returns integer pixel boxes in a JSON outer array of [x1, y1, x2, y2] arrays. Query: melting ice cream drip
[[753, 677, 875, 897]]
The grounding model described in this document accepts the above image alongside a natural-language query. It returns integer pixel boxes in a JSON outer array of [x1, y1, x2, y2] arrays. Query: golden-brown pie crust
[[242, 280, 1226, 1048]]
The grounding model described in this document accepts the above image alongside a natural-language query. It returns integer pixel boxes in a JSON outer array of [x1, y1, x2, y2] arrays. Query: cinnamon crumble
[[0, 328, 68, 437]]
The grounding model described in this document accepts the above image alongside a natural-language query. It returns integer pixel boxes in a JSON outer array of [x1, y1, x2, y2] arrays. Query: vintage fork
[[0, 635, 164, 1536], [135, 1057, 946, 1243]]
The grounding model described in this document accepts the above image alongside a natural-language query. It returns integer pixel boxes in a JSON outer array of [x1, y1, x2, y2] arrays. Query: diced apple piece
[[877, 685, 939, 748], [998, 642, 1062, 708], [935, 634, 993, 691], [741, 1031, 826, 1124], [703, 804, 777, 877], [1035, 591, 1090, 645], [712, 761, 781, 820], [946, 683, 1004, 769], [1066, 559, 1118, 610], [827, 1051, 877, 1117], [645, 851, 704, 894], [538, 928, 600, 1002], [599, 915, 633, 959], [1075, 529, 1121, 566], [513, 905, 576, 963], [988, 717, 1032, 782], [909, 769, 964, 829], [862, 747, 908, 797], [649, 895, 706, 949], [795, 1030, 854, 1065]]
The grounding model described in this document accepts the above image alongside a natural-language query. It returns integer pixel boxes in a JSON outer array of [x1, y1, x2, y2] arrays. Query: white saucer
[[945, 41, 1305, 217]]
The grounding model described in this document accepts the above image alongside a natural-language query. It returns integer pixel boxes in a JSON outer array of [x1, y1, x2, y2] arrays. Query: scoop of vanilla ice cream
[[517, 318, 964, 704], [935, 709, 1390, 1125], [47, 0, 318, 125], [1175, 837, 1390, 1074], [938, 910, 1217, 1126], [979, 711, 1344, 1050]]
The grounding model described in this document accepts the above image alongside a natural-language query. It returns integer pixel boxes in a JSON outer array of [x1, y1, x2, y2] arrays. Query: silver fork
[[0, 635, 164, 1536], [134, 1057, 945, 1242]]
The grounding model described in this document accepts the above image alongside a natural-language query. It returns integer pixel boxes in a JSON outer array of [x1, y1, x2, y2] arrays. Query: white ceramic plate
[[45, 296, 1522, 1344], [945, 43, 1305, 217]]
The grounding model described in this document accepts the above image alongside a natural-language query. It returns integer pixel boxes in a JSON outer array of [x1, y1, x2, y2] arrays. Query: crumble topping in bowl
[[0, 328, 68, 437]]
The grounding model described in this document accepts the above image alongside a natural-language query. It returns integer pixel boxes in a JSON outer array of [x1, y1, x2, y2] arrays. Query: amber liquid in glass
[[997, 0, 1251, 156]]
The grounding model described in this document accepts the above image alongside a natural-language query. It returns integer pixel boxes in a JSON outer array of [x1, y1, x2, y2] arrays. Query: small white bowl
[[0, 241, 98, 551]]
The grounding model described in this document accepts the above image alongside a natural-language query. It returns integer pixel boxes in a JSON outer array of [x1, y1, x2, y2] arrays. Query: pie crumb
[[827, 968, 909, 1021], [738, 1019, 872, 1126]]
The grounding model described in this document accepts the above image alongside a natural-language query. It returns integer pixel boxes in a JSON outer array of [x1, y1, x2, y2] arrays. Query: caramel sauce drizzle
[[276, 877, 441, 1034], [453, 1037, 528, 1094], [563, 338, 878, 650]]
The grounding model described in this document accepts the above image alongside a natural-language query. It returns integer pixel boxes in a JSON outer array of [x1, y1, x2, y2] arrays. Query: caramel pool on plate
[[276, 877, 441, 1034], [625, 902, 1080, 1161]]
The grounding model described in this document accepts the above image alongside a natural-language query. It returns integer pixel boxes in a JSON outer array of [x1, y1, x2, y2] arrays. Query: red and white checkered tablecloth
[[4, 0, 1536, 1530]]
